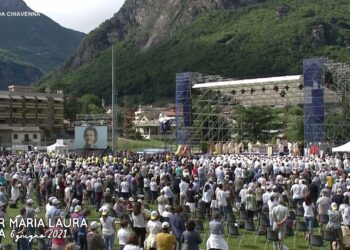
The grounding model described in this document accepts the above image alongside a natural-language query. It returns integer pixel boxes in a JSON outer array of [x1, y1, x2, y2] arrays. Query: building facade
[[133, 105, 176, 140], [0, 85, 64, 149], [0, 85, 64, 131]]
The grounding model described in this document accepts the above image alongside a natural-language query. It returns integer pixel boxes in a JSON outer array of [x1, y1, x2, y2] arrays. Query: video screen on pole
[[75, 126, 108, 149]]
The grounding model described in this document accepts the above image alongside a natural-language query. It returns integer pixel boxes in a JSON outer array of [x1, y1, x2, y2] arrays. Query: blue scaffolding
[[303, 58, 325, 146], [175, 73, 192, 145]]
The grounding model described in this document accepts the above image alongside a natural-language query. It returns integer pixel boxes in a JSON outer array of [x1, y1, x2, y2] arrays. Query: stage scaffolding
[[175, 58, 350, 149]]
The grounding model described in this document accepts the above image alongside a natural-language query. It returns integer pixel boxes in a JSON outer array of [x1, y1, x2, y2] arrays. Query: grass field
[[0, 202, 317, 250]]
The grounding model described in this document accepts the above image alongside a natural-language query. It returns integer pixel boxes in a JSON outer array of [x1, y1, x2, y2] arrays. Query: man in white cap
[[71, 205, 82, 242], [100, 207, 116, 250], [47, 198, 60, 224], [46, 196, 55, 214], [156, 222, 176, 250], [162, 205, 173, 220], [87, 221, 104, 250]]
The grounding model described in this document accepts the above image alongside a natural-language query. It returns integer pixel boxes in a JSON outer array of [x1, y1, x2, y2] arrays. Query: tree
[[64, 96, 81, 122], [233, 106, 283, 143], [79, 94, 102, 114]]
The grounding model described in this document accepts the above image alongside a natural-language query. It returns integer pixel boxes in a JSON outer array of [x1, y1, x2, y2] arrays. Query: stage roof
[[192, 75, 302, 89]]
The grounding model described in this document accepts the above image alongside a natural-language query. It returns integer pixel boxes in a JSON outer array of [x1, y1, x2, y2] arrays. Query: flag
[[159, 113, 174, 133], [160, 119, 173, 133]]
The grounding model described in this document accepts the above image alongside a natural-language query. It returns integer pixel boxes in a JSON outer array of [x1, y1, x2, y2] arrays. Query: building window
[[24, 134, 29, 141], [33, 134, 37, 139], [13, 134, 18, 139]]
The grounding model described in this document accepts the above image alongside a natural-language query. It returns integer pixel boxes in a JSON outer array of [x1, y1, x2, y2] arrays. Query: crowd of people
[[0, 151, 350, 250]]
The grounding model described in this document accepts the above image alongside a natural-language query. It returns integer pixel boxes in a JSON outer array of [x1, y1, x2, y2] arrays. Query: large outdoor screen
[[75, 126, 107, 149]]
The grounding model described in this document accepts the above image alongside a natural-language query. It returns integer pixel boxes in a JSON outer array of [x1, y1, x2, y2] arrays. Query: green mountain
[[37, 0, 350, 105], [0, 48, 42, 85], [0, 0, 85, 89]]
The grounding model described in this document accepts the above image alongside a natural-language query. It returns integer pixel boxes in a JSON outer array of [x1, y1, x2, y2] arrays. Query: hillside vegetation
[[37, 0, 350, 104]]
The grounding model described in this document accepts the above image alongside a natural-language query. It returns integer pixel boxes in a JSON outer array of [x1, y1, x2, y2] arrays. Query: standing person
[[94, 178, 103, 212], [150, 178, 158, 204], [11, 176, 20, 208], [162, 183, 174, 206], [87, 221, 104, 250], [48, 213, 67, 250], [156, 222, 176, 250], [303, 195, 315, 240], [170, 206, 186, 250], [245, 188, 257, 221], [117, 220, 130, 250], [271, 198, 289, 250], [181, 220, 202, 250], [71, 205, 82, 243], [179, 178, 189, 207], [123, 234, 141, 250], [290, 179, 303, 206], [316, 190, 332, 225], [77, 209, 90, 250], [268, 194, 279, 227], [185, 183, 196, 218], [206, 212, 228, 250], [121, 177, 130, 200], [202, 184, 212, 217], [132, 202, 147, 249], [157, 190, 169, 216], [216, 183, 228, 218], [340, 196, 350, 227], [99, 207, 116, 250], [332, 188, 344, 207], [26, 199, 35, 250], [145, 211, 162, 250], [14, 208, 28, 250], [326, 203, 343, 236]]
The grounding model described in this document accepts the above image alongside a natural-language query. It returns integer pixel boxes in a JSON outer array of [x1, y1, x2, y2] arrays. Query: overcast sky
[[23, 0, 125, 33]]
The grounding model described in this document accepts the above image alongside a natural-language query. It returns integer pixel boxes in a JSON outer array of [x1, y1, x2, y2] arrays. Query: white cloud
[[23, 0, 125, 33]]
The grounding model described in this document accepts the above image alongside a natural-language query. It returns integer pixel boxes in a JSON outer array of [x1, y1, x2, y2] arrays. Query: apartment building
[[0, 85, 64, 148]]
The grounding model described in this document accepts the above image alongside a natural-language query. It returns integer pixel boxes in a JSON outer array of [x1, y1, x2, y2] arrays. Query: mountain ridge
[[0, 0, 85, 89], [37, 0, 350, 106]]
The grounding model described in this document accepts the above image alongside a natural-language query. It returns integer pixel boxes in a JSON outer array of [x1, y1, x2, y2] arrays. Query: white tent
[[47, 142, 68, 154], [332, 141, 350, 152]]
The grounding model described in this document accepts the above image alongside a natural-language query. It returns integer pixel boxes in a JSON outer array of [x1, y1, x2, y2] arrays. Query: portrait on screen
[[75, 126, 107, 149]]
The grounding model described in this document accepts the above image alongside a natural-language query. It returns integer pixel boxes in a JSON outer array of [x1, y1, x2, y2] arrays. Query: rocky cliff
[[62, 0, 265, 72]]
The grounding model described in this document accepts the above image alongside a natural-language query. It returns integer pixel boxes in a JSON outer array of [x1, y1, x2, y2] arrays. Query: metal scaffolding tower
[[175, 58, 350, 150]]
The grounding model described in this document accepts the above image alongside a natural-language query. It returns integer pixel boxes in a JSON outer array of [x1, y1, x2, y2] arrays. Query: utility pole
[[124, 95, 127, 138], [108, 33, 118, 152]]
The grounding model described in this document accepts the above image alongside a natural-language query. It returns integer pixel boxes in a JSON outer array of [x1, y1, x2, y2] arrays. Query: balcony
[[25, 113, 36, 119], [12, 113, 23, 119], [38, 114, 48, 119], [25, 103, 36, 109], [0, 113, 10, 119], [37, 103, 48, 109], [11, 103, 23, 108], [0, 102, 10, 108], [54, 105, 64, 109]]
